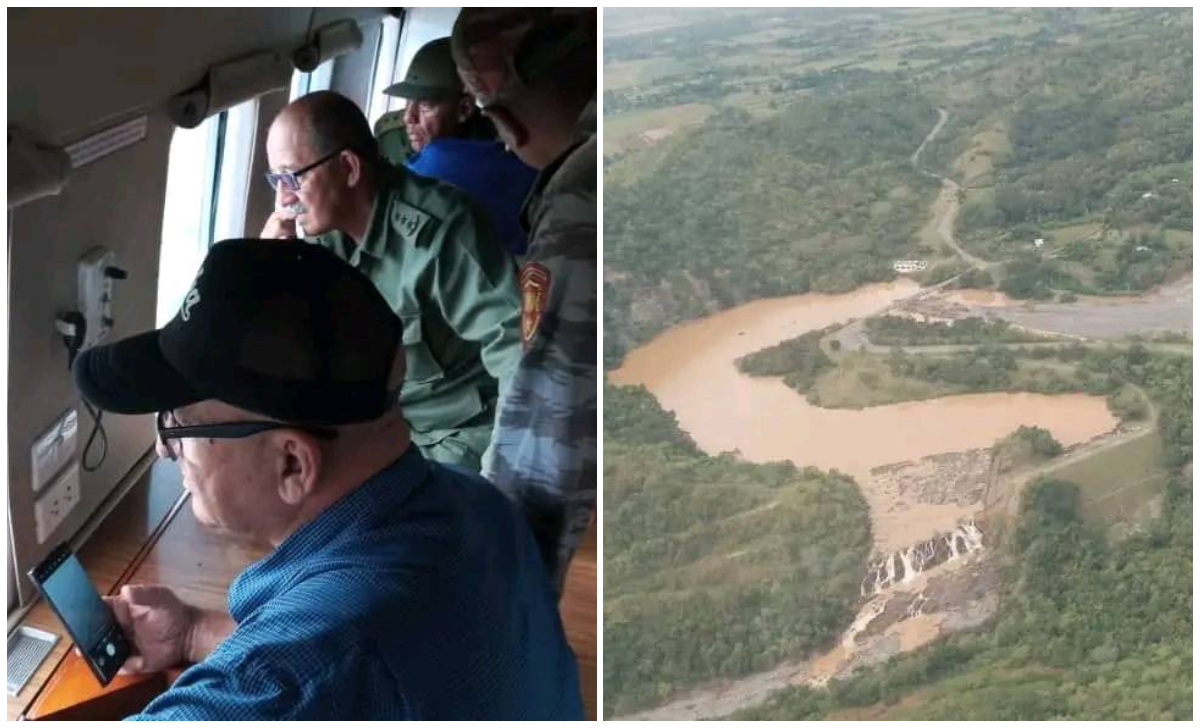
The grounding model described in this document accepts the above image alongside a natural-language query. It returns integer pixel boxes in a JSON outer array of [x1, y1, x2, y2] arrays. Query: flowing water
[[610, 281, 1122, 720], [610, 280, 1118, 551]]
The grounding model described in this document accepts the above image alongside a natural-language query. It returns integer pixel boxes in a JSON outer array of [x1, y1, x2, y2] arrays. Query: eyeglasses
[[264, 146, 348, 192], [156, 410, 338, 461]]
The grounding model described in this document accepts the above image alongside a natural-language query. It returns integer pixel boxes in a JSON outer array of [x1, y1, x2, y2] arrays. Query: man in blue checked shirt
[[72, 238, 583, 720]]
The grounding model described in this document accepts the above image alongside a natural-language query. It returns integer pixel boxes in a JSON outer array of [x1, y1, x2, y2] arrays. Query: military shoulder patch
[[520, 263, 552, 347], [391, 202, 432, 244]]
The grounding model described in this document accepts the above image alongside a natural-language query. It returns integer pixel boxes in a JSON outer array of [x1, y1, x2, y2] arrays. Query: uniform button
[[106, 642, 116, 656]]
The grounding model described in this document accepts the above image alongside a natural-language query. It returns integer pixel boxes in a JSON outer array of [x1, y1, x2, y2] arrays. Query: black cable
[[305, 8, 317, 44], [58, 310, 108, 472], [80, 398, 108, 473], [58, 311, 85, 371]]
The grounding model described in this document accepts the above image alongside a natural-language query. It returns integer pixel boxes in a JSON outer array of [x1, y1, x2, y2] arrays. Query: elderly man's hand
[[260, 208, 300, 239], [103, 584, 195, 674]]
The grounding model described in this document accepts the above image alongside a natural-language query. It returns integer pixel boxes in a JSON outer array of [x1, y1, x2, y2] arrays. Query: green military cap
[[383, 37, 462, 101]]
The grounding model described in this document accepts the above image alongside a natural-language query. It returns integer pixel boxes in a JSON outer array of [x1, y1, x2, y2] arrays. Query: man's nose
[[404, 102, 419, 124], [276, 184, 298, 206]]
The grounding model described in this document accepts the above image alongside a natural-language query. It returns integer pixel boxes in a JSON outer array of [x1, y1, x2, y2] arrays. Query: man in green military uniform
[[371, 39, 496, 168], [260, 91, 521, 471], [379, 37, 537, 258]]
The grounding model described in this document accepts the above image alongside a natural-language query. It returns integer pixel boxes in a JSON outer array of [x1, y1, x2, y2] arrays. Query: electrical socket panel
[[32, 409, 78, 493], [78, 247, 115, 350], [34, 464, 81, 544]]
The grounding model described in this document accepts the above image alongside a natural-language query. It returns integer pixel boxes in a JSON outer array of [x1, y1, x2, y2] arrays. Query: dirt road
[[911, 108, 988, 270], [948, 275, 1194, 340]]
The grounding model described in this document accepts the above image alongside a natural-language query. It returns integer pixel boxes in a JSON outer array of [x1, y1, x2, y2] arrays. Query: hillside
[[604, 386, 871, 717], [604, 7, 1192, 366]]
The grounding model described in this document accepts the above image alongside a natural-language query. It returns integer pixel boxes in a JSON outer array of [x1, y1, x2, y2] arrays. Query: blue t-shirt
[[130, 447, 582, 720], [407, 138, 537, 257]]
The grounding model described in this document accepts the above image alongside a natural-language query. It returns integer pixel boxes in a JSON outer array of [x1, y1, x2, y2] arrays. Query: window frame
[[367, 14, 406, 127], [212, 99, 259, 241], [156, 96, 259, 327]]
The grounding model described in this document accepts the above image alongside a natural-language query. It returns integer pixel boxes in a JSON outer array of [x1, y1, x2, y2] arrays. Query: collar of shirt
[[520, 138, 587, 233], [226, 444, 429, 621], [358, 166, 409, 261], [576, 98, 596, 139], [414, 137, 488, 157]]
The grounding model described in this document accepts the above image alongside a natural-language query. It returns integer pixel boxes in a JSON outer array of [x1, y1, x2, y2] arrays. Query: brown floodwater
[[610, 281, 1119, 551]]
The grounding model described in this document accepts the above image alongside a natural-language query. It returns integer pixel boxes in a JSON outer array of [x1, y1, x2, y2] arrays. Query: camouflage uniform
[[314, 164, 522, 471], [373, 110, 414, 167], [484, 124, 597, 591]]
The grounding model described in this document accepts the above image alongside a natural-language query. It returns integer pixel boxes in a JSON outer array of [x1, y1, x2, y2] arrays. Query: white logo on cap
[[181, 266, 203, 322]]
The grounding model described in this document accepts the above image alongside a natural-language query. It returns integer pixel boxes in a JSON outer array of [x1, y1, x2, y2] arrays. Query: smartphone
[[28, 544, 131, 686]]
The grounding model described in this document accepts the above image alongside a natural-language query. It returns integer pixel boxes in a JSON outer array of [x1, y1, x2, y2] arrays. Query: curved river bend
[[610, 280, 1118, 552]]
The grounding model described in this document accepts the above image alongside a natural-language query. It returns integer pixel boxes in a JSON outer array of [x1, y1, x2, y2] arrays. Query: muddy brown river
[[610, 280, 1119, 553]]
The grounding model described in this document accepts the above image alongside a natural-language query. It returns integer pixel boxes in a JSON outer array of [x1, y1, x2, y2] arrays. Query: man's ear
[[456, 95, 477, 124], [483, 106, 528, 151], [275, 432, 322, 507], [342, 150, 364, 188]]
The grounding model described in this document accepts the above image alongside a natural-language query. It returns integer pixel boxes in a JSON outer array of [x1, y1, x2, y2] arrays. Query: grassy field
[[713, 48, 814, 70], [604, 8, 704, 39], [852, 48, 940, 73], [953, 120, 1011, 187], [606, 6, 1121, 169], [604, 131, 689, 186], [808, 352, 965, 408], [1162, 228, 1193, 246], [911, 177, 954, 254], [719, 89, 786, 119], [726, 26, 798, 45], [959, 215, 1123, 272], [1044, 220, 1105, 244], [1045, 431, 1168, 528], [806, 353, 1094, 409], [604, 59, 650, 91], [603, 57, 691, 91], [604, 103, 715, 156]]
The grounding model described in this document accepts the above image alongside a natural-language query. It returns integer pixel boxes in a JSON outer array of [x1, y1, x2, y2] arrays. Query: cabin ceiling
[[8, 7, 389, 144]]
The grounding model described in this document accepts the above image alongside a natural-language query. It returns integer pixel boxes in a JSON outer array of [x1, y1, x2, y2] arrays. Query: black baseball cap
[[73, 238, 403, 426]]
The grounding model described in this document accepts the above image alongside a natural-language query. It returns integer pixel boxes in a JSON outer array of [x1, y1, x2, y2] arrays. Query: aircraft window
[[156, 97, 258, 327], [375, 7, 463, 125], [156, 115, 219, 326], [366, 14, 404, 128], [212, 99, 258, 241], [290, 58, 335, 101]]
